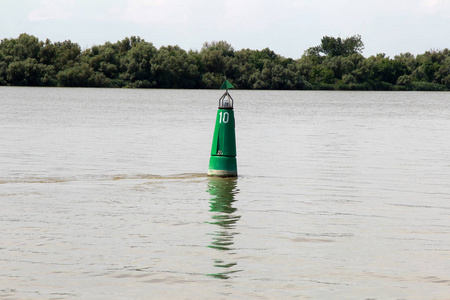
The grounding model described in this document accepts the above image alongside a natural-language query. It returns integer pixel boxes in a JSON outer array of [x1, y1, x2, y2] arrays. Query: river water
[[0, 87, 449, 299]]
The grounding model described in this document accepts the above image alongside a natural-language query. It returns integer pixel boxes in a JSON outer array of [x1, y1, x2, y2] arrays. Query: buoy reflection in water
[[206, 177, 242, 279]]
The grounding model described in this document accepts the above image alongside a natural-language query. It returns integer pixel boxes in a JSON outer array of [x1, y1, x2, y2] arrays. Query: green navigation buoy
[[207, 80, 237, 177]]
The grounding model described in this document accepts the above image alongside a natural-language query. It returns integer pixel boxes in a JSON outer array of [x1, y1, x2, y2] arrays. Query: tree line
[[0, 33, 449, 91]]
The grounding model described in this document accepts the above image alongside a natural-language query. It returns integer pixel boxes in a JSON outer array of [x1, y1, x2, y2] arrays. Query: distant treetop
[[306, 35, 364, 57]]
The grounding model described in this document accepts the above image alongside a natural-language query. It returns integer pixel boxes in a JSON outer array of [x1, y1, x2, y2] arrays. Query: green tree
[[369, 56, 408, 85], [201, 72, 224, 89], [256, 60, 296, 89], [0, 61, 7, 85], [1, 33, 448, 90], [38, 39, 57, 65], [233, 49, 258, 89], [119, 37, 157, 87], [83, 43, 120, 79], [396, 74, 414, 86], [53, 40, 81, 71], [414, 60, 439, 82], [200, 41, 235, 87], [201, 41, 227, 68], [56, 62, 108, 87], [0, 34, 40, 63], [306, 35, 364, 58], [394, 52, 417, 73], [6, 58, 53, 86], [151, 45, 199, 88], [309, 65, 334, 84]]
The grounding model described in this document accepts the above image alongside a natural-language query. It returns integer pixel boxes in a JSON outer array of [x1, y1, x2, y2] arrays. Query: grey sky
[[1, 0, 449, 59]]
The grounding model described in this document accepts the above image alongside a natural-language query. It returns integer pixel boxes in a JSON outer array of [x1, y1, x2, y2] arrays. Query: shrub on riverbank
[[0, 33, 448, 91]]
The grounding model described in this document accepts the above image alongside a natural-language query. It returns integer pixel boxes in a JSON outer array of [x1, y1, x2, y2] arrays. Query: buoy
[[207, 80, 237, 177]]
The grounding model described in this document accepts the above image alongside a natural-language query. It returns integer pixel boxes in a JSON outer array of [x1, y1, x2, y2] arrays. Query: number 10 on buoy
[[207, 80, 237, 177]]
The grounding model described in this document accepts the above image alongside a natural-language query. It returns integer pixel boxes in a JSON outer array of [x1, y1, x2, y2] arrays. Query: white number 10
[[219, 112, 229, 124]]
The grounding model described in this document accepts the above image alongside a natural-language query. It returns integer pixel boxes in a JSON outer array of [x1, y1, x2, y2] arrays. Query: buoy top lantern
[[218, 80, 234, 109], [218, 91, 234, 109]]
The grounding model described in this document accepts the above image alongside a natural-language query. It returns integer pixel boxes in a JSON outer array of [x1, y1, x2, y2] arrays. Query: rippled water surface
[[1, 87, 449, 299]]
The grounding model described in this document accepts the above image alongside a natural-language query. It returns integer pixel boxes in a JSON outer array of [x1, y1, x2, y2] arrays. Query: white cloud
[[122, 0, 191, 26], [28, 0, 75, 21], [419, 0, 450, 17], [220, 0, 271, 32], [114, 0, 274, 31], [11, 0, 447, 58], [421, 0, 446, 7]]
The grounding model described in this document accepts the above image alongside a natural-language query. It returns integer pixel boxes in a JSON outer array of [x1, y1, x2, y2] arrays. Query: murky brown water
[[1, 87, 449, 299]]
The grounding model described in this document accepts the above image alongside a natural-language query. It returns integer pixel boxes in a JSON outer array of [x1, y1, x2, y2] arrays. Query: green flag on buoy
[[220, 80, 234, 90]]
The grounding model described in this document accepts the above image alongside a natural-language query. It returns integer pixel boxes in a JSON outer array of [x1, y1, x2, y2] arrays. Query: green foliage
[[309, 65, 334, 84], [0, 34, 449, 91], [306, 35, 364, 58], [151, 45, 200, 88], [56, 63, 108, 87], [6, 58, 54, 86], [411, 81, 447, 91]]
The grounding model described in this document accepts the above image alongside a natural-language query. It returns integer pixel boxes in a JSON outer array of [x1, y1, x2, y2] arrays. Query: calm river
[[1, 87, 449, 299]]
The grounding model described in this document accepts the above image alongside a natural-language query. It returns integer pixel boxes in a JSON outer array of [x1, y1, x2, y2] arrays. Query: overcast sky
[[1, 0, 449, 59]]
